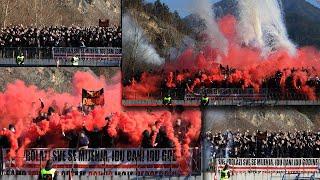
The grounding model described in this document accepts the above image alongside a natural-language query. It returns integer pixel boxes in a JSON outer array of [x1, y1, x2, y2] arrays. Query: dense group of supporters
[[124, 65, 320, 100], [206, 130, 320, 158], [0, 25, 121, 48], [0, 100, 190, 149]]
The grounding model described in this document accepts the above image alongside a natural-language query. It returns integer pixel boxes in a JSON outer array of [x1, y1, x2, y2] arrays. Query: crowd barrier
[[122, 88, 320, 106], [52, 47, 122, 62], [196, 158, 320, 180], [0, 175, 202, 179], [203, 172, 320, 180], [206, 158, 320, 179], [0, 47, 121, 67], [0, 148, 201, 177], [214, 158, 320, 172]]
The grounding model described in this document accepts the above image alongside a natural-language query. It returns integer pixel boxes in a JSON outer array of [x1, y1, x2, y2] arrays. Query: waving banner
[[0, 148, 202, 176], [82, 88, 104, 106], [215, 158, 320, 173]]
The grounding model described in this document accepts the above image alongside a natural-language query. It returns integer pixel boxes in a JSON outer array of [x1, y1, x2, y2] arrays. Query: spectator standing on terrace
[[0, 134, 10, 148], [84, 125, 108, 148], [207, 130, 320, 158], [78, 131, 89, 149], [33, 112, 49, 123], [62, 103, 72, 115], [154, 127, 173, 148], [124, 65, 320, 100], [49, 100, 60, 115], [8, 124, 16, 133], [63, 130, 79, 148], [0, 124, 16, 148], [141, 130, 152, 148], [174, 119, 190, 143], [101, 116, 114, 148], [0, 25, 122, 47]]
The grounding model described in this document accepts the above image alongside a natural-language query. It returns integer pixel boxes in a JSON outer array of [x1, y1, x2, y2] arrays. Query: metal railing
[[0, 47, 52, 59], [52, 47, 122, 61], [0, 47, 122, 67], [122, 88, 185, 100], [122, 88, 320, 106], [185, 88, 317, 101], [123, 88, 320, 100]]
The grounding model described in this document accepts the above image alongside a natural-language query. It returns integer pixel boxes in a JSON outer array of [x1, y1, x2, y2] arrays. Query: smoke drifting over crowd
[[124, 0, 320, 100], [0, 71, 201, 174], [237, 0, 296, 55], [123, 14, 164, 65], [190, 0, 228, 54]]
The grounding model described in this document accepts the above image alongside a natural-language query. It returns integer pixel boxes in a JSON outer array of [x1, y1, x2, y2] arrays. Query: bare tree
[[0, 0, 119, 27], [123, 13, 157, 79], [0, 0, 18, 27]]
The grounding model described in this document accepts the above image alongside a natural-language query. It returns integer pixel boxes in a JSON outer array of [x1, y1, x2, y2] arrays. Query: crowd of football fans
[[124, 65, 320, 99], [0, 120, 186, 149], [0, 100, 191, 149], [205, 130, 320, 158], [0, 25, 121, 48], [0, 99, 105, 149]]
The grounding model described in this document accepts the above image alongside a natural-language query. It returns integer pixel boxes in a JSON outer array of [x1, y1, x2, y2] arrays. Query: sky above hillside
[[145, 0, 320, 17], [308, 0, 320, 8]]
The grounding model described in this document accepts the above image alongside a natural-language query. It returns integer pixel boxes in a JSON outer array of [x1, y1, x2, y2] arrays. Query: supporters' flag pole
[[136, 148, 139, 180], [69, 151, 74, 180], [37, 152, 43, 180], [69, 171, 73, 180], [103, 153, 106, 176], [39, 153, 42, 172]]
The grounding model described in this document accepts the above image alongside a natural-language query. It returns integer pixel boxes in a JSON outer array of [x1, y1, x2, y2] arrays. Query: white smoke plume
[[237, 0, 296, 55], [169, 36, 195, 60], [123, 14, 164, 65], [237, 0, 264, 49], [190, 0, 228, 55]]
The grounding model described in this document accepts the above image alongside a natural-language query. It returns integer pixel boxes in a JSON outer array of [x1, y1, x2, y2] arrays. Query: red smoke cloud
[[124, 15, 320, 100], [0, 71, 201, 174]]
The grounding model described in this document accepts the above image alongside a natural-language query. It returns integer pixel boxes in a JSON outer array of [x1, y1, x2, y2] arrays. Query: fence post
[[51, 47, 55, 61], [25, 49, 28, 61], [0, 148, 3, 176], [13, 50, 15, 62], [37, 48, 40, 59]]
